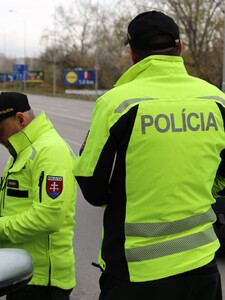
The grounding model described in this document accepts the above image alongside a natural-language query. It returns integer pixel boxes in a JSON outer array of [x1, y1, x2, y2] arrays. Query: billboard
[[0, 73, 13, 82], [27, 71, 44, 82], [64, 69, 95, 86]]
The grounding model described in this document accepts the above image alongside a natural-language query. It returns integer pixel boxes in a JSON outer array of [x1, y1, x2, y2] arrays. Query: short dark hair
[[131, 34, 180, 60]]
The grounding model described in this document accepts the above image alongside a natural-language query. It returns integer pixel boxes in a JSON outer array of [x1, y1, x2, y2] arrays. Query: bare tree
[[39, 0, 225, 89], [160, 0, 224, 86], [46, 1, 97, 64]]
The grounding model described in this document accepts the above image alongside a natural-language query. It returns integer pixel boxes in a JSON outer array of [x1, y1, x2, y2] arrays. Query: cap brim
[[124, 38, 129, 46]]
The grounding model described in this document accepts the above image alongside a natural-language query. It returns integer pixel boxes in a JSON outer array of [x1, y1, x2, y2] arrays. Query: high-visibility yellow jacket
[[0, 112, 77, 289], [75, 55, 225, 282]]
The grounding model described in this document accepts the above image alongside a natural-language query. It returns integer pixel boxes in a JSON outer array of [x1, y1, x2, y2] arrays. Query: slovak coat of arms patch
[[46, 176, 63, 199]]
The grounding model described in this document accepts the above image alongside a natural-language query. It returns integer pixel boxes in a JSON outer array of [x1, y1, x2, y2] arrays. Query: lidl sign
[[64, 69, 95, 86]]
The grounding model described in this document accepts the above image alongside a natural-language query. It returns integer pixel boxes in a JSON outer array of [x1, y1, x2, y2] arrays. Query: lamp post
[[53, 6, 57, 96], [223, 17, 225, 92], [9, 9, 27, 91], [222, 15, 225, 92], [95, 0, 99, 97], [222, 6, 225, 92], [50, 0, 57, 96], [0, 26, 6, 88]]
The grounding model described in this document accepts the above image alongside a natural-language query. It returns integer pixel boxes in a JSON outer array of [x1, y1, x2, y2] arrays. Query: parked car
[[0, 249, 33, 296]]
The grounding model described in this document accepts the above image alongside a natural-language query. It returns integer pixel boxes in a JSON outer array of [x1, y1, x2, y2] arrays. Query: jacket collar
[[8, 112, 53, 156], [114, 55, 187, 87]]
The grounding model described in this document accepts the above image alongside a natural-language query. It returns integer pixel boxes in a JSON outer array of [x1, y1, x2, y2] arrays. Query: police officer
[[74, 11, 225, 300], [0, 92, 76, 300]]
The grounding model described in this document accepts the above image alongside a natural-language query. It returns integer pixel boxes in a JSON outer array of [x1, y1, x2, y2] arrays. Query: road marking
[[33, 107, 91, 123], [66, 138, 81, 147], [32, 108, 85, 150]]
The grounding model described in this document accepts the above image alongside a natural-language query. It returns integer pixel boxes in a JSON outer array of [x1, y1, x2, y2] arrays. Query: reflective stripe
[[30, 148, 37, 160], [198, 96, 225, 106], [114, 98, 158, 113], [125, 227, 217, 261], [125, 208, 216, 237], [114, 96, 225, 114]]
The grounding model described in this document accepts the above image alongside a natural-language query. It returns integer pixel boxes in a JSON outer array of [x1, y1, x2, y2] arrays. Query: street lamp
[[51, 0, 57, 96], [0, 26, 6, 88], [222, 6, 225, 92], [9, 9, 27, 91], [95, 0, 99, 97], [53, 6, 57, 96], [223, 18, 225, 91]]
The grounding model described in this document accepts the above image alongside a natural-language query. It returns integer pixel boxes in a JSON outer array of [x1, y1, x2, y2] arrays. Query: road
[[0, 94, 225, 299]]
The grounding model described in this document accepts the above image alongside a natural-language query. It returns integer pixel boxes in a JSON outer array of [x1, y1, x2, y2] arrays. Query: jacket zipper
[[38, 171, 44, 203], [1, 160, 16, 211], [1, 173, 10, 210], [39, 171, 52, 284], [48, 235, 51, 285]]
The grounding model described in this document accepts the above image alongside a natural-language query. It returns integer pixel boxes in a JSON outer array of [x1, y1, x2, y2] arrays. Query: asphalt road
[[0, 94, 225, 299]]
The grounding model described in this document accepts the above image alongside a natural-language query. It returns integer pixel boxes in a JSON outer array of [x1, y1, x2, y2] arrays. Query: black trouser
[[6, 285, 73, 300], [99, 259, 222, 300]]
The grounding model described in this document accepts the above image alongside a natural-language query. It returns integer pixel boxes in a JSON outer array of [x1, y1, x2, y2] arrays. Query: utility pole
[[0, 26, 6, 89], [95, 0, 99, 97], [53, 4, 57, 96], [222, 10, 225, 92], [9, 10, 27, 91]]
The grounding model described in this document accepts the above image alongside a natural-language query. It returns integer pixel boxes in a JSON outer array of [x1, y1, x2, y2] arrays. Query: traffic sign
[[13, 64, 28, 81]]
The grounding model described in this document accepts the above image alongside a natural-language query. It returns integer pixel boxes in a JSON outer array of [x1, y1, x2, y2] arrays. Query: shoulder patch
[[46, 176, 63, 199]]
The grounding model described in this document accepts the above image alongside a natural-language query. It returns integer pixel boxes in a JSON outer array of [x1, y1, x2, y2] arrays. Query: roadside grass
[[0, 82, 98, 101]]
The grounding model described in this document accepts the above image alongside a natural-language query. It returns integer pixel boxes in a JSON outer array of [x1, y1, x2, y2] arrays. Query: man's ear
[[178, 40, 183, 56], [15, 112, 29, 128], [130, 48, 139, 64]]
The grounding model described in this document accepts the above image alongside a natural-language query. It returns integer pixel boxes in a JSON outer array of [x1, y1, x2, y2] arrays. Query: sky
[[0, 0, 75, 59]]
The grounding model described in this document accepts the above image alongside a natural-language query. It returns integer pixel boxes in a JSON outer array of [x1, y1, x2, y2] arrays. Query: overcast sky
[[0, 0, 101, 59]]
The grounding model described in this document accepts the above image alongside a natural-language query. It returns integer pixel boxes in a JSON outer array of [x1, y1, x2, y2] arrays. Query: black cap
[[124, 11, 180, 51], [0, 92, 31, 122]]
